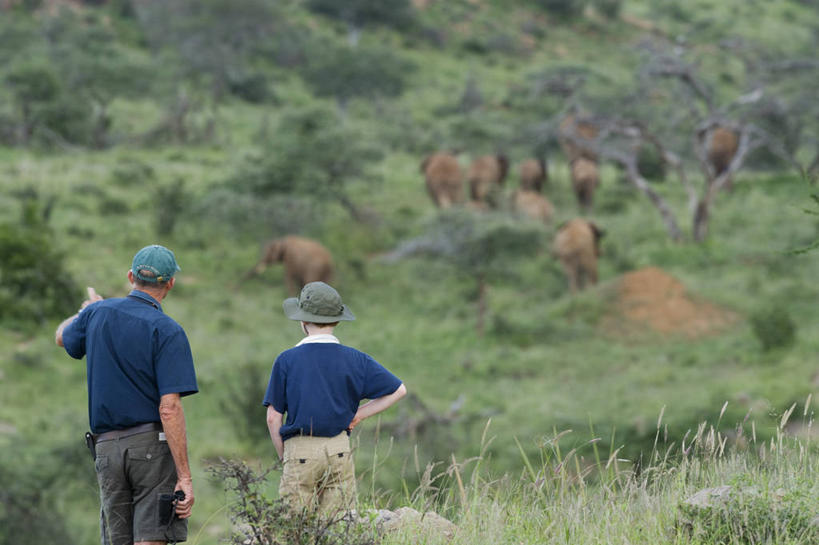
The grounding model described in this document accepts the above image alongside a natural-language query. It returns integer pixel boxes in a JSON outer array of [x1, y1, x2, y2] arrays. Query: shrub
[[216, 361, 271, 447], [679, 480, 819, 544], [155, 178, 187, 236], [749, 304, 796, 351], [637, 144, 667, 182], [591, 0, 622, 19], [0, 438, 77, 545], [533, 0, 586, 20], [111, 158, 156, 187], [0, 197, 80, 327], [208, 458, 378, 545], [301, 44, 415, 109], [305, 0, 414, 32]]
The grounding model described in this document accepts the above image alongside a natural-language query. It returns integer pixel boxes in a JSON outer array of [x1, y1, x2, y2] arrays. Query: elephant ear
[[538, 158, 547, 176], [420, 155, 432, 174]]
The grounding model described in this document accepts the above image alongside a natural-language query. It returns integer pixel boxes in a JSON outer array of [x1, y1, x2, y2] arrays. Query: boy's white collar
[[295, 334, 340, 347]]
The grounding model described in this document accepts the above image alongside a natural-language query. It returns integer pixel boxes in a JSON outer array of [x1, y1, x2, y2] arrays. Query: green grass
[[2, 1, 819, 543]]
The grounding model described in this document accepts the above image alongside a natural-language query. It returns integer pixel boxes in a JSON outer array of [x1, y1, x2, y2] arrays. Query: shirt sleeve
[[155, 326, 198, 397], [361, 354, 402, 400], [62, 308, 89, 359], [263, 356, 287, 414]]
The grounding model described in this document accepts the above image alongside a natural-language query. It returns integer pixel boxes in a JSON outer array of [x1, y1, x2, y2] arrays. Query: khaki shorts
[[280, 432, 356, 515], [95, 430, 187, 544]]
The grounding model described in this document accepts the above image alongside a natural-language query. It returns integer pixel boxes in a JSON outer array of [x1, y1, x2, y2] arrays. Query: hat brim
[[283, 297, 355, 323]]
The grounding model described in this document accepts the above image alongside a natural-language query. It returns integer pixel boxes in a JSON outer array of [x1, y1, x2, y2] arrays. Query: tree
[[558, 36, 816, 242], [0, 195, 80, 327], [5, 63, 60, 145], [301, 43, 414, 112], [230, 105, 384, 222], [133, 0, 276, 102], [306, 0, 414, 45], [383, 211, 542, 336], [43, 10, 151, 148]]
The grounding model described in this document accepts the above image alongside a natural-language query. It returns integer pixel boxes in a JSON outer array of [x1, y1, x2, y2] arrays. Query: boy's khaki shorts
[[95, 430, 187, 544], [280, 432, 356, 515]]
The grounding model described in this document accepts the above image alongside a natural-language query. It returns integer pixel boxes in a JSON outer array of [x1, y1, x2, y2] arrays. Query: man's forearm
[[159, 394, 192, 480]]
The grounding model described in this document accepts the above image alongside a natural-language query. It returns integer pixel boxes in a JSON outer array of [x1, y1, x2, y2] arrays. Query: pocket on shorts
[[127, 442, 171, 462]]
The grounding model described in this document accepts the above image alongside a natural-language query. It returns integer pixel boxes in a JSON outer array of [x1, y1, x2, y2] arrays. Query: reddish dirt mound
[[603, 267, 738, 339]]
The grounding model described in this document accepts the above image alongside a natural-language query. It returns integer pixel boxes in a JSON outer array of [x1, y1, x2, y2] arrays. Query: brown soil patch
[[602, 267, 738, 339]]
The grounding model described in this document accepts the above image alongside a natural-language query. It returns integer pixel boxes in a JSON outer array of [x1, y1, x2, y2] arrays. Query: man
[[55, 244, 197, 545], [264, 282, 406, 515]]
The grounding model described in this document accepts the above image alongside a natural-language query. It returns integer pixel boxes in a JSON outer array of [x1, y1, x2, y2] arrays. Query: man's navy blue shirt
[[62, 290, 198, 434], [263, 341, 402, 441]]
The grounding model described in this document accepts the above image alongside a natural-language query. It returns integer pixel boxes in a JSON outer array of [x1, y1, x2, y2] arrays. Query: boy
[[264, 282, 406, 514]]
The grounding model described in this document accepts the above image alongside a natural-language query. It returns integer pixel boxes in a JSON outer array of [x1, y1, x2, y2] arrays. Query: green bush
[[637, 144, 667, 182], [0, 198, 80, 327], [301, 43, 415, 108], [155, 178, 187, 236], [209, 459, 377, 545], [679, 480, 819, 544], [591, 0, 622, 19], [750, 304, 796, 351], [533, 0, 586, 20], [110, 158, 156, 187], [0, 439, 77, 545]]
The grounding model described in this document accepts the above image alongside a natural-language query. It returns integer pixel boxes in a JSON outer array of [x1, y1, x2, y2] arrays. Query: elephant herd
[[242, 119, 736, 298], [420, 146, 603, 292]]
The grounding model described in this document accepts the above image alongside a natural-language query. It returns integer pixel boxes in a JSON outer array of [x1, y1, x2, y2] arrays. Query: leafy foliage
[[305, 0, 415, 32], [301, 43, 415, 108], [229, 105, 383, 220], [533, 0, 587, 20], [133, 0, 277, 101], [0, 437, 85, 545], [155, 178, 187, 236], [208, 459, 377, 545], [749, 303, 796, 351], [679, 480, 819, 544], [0, 197, 80, 327]]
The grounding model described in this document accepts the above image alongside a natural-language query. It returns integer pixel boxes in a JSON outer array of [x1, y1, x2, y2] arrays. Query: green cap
[[283, 282, 355, 323], [131, 245, 181, 284]]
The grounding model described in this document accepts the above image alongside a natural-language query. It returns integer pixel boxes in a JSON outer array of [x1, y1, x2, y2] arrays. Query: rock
[[359, 507, 458, 540], [681, 485, 733, 510]]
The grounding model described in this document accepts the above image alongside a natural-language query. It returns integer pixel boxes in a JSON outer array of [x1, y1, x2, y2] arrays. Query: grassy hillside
[[1, 1, 818, 543]]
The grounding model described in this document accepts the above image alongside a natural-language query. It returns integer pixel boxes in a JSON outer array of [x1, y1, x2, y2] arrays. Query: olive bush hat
[[131, 244, 181, 283], [283, 282, 355, 323]]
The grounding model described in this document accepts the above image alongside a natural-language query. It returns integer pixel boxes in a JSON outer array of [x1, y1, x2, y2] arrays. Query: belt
[[94, 422, 163, 443]]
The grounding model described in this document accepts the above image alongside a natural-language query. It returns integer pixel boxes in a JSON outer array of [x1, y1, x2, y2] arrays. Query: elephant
[[244, 235, 334, 295], [421, 152, 463, 209], [570, 157, 600, 210], [552, 218, 605, 293], [518, 158, 548, 193], [558, 114, 598, 162], [511, 189, 554, 224], [704, 126, 739, 190], [468, 154, 509, 207]]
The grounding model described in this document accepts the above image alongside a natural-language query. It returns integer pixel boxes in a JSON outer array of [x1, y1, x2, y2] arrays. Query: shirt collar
[[128, 289, 162, 312], [295, 334, 340, 347]]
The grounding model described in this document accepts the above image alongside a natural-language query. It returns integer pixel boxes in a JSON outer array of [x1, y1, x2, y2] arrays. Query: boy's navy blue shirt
[[264, 341, 402, 441], [62, 290, 198, 434]]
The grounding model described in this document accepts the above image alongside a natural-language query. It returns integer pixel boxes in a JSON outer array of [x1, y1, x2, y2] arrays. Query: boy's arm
[[266, 406, 285, 460], [348, 383, 407, 431]]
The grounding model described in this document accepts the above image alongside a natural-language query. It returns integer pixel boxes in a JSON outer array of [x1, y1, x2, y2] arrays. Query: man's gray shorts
[[95, 429, 187, 544]]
